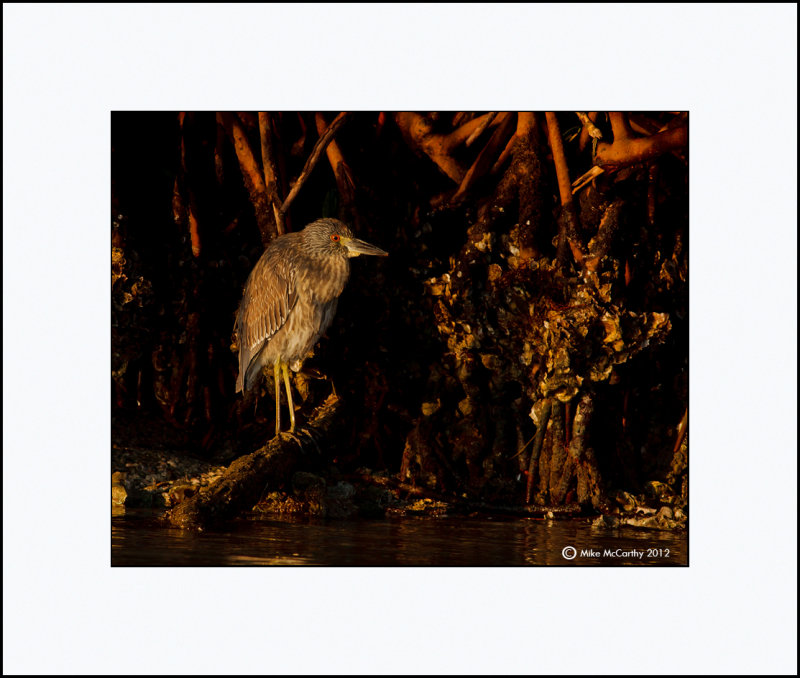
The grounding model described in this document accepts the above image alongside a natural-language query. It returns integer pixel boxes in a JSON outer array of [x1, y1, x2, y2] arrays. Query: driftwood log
[[167, 395, 342, 529]]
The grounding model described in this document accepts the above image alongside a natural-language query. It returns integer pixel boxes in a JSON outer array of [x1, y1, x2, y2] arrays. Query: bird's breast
[[297, 255, 350, 303], [268, 255, 349, 366]]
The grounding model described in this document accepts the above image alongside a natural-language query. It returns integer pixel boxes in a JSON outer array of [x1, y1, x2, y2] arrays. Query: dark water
[[112, 509, 687, 566]]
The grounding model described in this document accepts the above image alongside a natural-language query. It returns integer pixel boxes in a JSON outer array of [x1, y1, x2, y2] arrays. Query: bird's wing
[[235, 249, 298, 392]]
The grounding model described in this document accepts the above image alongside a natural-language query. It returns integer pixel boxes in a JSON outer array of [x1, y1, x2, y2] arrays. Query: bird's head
[[302, 218, 388, 259]]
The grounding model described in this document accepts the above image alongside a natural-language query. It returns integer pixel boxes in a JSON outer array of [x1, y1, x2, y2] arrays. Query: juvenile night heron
[[235, 218, 388, 434]]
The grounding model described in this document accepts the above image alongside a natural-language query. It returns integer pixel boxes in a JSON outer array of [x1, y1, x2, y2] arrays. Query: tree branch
[[576, 111, 602, 149], [315, 112, 356, 218], [465, 111, 498, 147], [545, 112, 585, 266], [526, 398, 552, 504], [394, 112, 466, 182], [448, 111, 505, 148], [217, 112, 278, 246], [258, 112, 285, 235], [280, 112, 350, 216], [595, 112, 688, 168], [167, 395, 343, 529], [451, 112, 515, 204]]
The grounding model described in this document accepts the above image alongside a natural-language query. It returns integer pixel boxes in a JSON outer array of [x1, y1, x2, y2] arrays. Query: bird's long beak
[[343, 237, 388, 258]]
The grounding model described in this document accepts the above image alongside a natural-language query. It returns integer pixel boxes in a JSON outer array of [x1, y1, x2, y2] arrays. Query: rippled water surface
[[112, 510, 687, 566]]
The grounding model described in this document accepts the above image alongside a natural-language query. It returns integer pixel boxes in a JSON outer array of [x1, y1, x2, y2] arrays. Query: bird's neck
[[302, 254, 349, 301]]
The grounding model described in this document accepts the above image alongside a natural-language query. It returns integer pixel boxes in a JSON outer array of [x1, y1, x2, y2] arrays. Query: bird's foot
[[273, 427, 323, 458], [298, 367, 326, 380]]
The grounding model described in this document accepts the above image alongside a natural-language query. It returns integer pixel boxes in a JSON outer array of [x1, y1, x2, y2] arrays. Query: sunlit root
[[594, 112, 687, 168]]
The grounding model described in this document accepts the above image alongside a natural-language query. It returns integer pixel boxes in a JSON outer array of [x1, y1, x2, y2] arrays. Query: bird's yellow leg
[[274, 360, 282, 436], [282, 362, 296, 433]]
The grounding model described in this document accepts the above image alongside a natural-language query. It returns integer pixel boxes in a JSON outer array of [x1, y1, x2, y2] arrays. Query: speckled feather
[[235, 219, 355, 393]]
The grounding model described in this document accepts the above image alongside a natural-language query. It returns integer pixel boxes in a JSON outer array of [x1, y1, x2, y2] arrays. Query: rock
[[421, 400, 441, 416], [602, 514, 620, 528], [326, 481, 357, 518], [612, 489, 638, 508], [624, 515, 659, 528], [291, 472, 326, 495], [112, 446, 228, 507], [327, 481, 355, 500], [644, 480, 667, 500], [165, 484, 197, 506], [112, 483, 127, 506], [592, 514, 620, 528], [356, 486, 398, 518], [457, 397, 474, 416]]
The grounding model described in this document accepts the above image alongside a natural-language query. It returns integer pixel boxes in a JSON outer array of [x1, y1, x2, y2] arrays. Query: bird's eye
[[331, 234, 340, 242]]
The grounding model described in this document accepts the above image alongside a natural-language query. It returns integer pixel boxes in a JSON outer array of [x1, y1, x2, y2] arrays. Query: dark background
[[111, 111, 688, 507]]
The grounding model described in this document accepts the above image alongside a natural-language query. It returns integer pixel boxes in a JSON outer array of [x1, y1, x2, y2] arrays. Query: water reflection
[[112, 510, 687, 566]]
